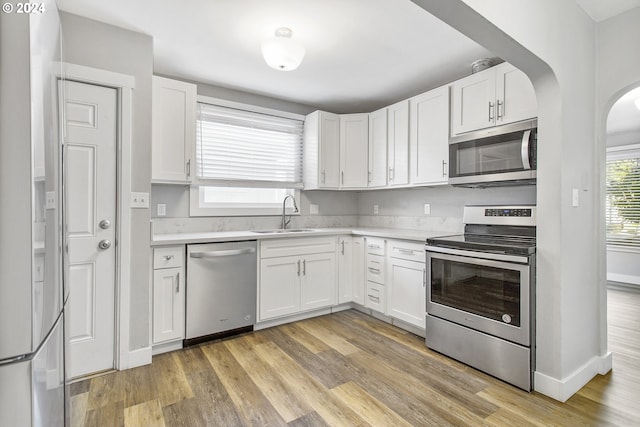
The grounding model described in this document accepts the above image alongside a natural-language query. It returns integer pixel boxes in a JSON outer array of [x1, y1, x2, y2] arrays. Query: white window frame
[[190, 96, 305, 217], [605, 143, 640, 251]]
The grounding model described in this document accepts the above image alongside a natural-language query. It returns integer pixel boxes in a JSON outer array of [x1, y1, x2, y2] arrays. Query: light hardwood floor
[[71, 287, 640, 426]]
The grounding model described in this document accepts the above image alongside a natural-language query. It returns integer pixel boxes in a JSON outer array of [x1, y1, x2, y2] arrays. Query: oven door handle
[[425, 245, 530, 264], [521, 129, 532, 170]]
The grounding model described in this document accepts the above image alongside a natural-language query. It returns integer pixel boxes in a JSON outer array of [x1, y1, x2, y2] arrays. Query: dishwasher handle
[[190, 247, 256, 258]]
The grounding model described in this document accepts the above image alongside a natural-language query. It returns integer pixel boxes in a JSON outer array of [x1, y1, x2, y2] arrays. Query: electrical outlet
[[309, 204, 319, 214], [45, 191, 56, 210], [131, 192, 149, 209], [157, 204, 166, 216], [424, 203, 431, 215], [373, 204, 379, 214]]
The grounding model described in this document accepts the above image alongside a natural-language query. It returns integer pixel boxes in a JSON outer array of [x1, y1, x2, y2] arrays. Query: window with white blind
[[606, 145, 640, 248], [190, 99, 304, 216]]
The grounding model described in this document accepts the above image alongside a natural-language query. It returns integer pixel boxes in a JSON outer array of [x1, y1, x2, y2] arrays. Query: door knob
[[98, 239, 111, 250], [99, 219, 111, 229]]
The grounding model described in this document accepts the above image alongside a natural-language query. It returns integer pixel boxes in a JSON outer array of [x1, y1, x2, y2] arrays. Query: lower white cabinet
[[152, 246, 185, 344], [259, 237, 337, 321], [352, 237, 365, 305], [387, 240, 426, 329], [365, 237, 386, 313]]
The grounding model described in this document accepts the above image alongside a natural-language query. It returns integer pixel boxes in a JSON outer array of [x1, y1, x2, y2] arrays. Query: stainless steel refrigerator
[[0, 1, 68, 425]]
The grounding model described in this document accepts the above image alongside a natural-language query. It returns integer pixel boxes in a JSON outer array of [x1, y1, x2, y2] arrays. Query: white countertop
[[151, 227, 454, 246]]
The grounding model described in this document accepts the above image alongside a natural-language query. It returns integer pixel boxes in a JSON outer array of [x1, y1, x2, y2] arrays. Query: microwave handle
[[521, 130, 532, 170]]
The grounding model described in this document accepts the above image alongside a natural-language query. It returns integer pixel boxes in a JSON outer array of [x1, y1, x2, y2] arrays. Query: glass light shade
[[261, 28, 305, 71]]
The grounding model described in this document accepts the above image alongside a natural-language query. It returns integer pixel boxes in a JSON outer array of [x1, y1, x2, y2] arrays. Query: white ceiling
[[576, 0, 640, 22], [56, 0, 494, 113]]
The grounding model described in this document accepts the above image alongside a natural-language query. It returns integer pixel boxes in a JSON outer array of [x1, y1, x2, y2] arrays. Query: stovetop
[[426, 232, 536, 256]]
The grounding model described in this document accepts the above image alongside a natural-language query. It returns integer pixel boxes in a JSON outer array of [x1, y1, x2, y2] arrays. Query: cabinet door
[[340, 114, 369, 188], [409, 86, 450, 185], [387, 100, 409, 186], [387, 258, 426, 329], [153, 267, 185, 343], [451, 68, 496, 135], [368, 107, 388, 187], [495, 63, 537, 126], [338, 236, 353, 304], [259, 257, 301, 320], [352, 237, 365, 305], [301, 252, 336, 311], [151, 76, 196, 183], [319, 111, 340, 188]]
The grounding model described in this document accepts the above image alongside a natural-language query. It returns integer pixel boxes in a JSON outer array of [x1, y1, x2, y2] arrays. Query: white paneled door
[[63, 80, 117, 378]]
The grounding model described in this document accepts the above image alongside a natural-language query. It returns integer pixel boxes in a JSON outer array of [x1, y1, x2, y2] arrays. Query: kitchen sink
[[251, 228, 316, 234]]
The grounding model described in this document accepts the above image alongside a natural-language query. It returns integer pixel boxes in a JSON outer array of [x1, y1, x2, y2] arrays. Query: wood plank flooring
[[71, 287, 640, 426]]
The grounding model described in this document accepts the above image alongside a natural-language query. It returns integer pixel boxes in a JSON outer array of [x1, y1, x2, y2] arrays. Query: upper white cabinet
[[151, 76, 196, 183], [409, 86, 449, 186], [450, 62, 536, 136], [339, 114, 369, 188], [387, 100, 409, 186], [368, 107, 388, 188], [304, 111, 341, 189]]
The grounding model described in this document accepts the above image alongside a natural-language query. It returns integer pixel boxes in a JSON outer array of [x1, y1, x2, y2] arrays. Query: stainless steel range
[[425, 205, 536, 390]]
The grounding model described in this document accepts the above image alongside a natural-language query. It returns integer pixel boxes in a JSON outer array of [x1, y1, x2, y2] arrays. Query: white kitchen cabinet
[[303, 111, 340, 189], [387, 240, 426, 329], [368, 107, 388, 188], [387, 100, 410, 186], [451, 62, 536, 136], [339, 114, 368, 188], [259, 237, 337, 321], [338, 236, 353, 304], [152, 246, 185, 344], [352, 237, 365, 305], [365, 237, 386, 313], [151, 76, 196, 183], [409, 86, 450, 185]]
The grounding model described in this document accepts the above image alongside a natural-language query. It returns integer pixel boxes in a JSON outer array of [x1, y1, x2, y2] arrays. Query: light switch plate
[[572, 188, 579, 207], [309, 204, 319, 215], [424, 203, 431, 215], [373, 204, 379, 214], [131, 192, 149, 209], [157, 204, 166, 216], [45, 191, 56, 210]]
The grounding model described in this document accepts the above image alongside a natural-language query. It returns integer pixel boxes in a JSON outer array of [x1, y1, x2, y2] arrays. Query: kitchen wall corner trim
[[61, 62, 138, 370]]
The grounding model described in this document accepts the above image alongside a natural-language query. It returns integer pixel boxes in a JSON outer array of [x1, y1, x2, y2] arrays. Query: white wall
[[411, 0, 603, 401], [598, 8, 640, 289]]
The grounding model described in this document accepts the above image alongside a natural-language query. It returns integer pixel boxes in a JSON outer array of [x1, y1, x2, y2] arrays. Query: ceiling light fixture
[[261, 27, 305, 71], [635, 98, 640, 111]]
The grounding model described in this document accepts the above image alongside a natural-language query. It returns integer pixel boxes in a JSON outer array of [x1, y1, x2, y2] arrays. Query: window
[[606, 145, 640, 248], [190, 98, 304, 216]]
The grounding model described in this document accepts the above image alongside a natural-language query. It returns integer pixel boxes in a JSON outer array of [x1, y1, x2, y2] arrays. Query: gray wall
[[60, 12, 153, 351]]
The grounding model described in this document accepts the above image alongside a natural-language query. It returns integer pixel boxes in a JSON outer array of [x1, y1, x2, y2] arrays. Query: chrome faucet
[[281, 195, 299, 229]]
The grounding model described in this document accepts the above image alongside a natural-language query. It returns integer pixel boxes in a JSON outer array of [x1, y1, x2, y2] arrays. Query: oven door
[[426, 248, 531, 346]]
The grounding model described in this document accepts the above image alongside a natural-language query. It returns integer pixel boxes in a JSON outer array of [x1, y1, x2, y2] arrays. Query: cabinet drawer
[[366, 254, 385, 284], [365, 237, 385, 255], [260, 237, 336, 259], [153, 246, 184, 269], [389, 240, 425, 263], [365, 282, 385, 313]]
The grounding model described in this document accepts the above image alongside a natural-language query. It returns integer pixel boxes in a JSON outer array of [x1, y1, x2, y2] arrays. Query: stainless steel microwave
[[448, 119, 537, 187]]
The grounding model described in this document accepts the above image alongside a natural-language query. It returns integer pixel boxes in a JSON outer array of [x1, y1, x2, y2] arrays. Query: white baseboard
[[607, 272, 640, 285], [534, 352, 612, 402], [254, 307, 333, 330], [127, 346, 152, 369], [152, 340, 183, 356]]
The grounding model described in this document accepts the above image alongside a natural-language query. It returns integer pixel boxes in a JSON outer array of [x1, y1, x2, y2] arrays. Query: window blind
[[606, 156, 640, 248], [196, 103, 303, 186]]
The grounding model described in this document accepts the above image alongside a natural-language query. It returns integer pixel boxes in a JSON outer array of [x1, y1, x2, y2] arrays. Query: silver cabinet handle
[[99, 219, 111, 230], [521, 129, 532, 170], [488, 101, 494, 121], [341, 240, 345, 255], [297, 259, 301, 276], [423, 268, 426, 288], [302, 259, 306, 275], [164, 255, 174, 261], [98, 239, 111, 250], [442, 160, 447, 177], [341, 171, 344, 185], [368, 244, 380, 249], [176, 272, 180, 293], [190, 247, 256, 258], [398, 248, 415, 255], [497, 99, 503, 119], [186, 159, 191, 178], [321, 170, 326, 184], [368, 267, 380, 274], [368, 295, 380, 302], [368, 171, 372, 184], [389, 167, 394, 181]]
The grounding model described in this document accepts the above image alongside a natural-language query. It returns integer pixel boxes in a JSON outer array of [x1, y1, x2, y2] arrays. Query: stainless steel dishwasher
[[185, 241, 257, 346]]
